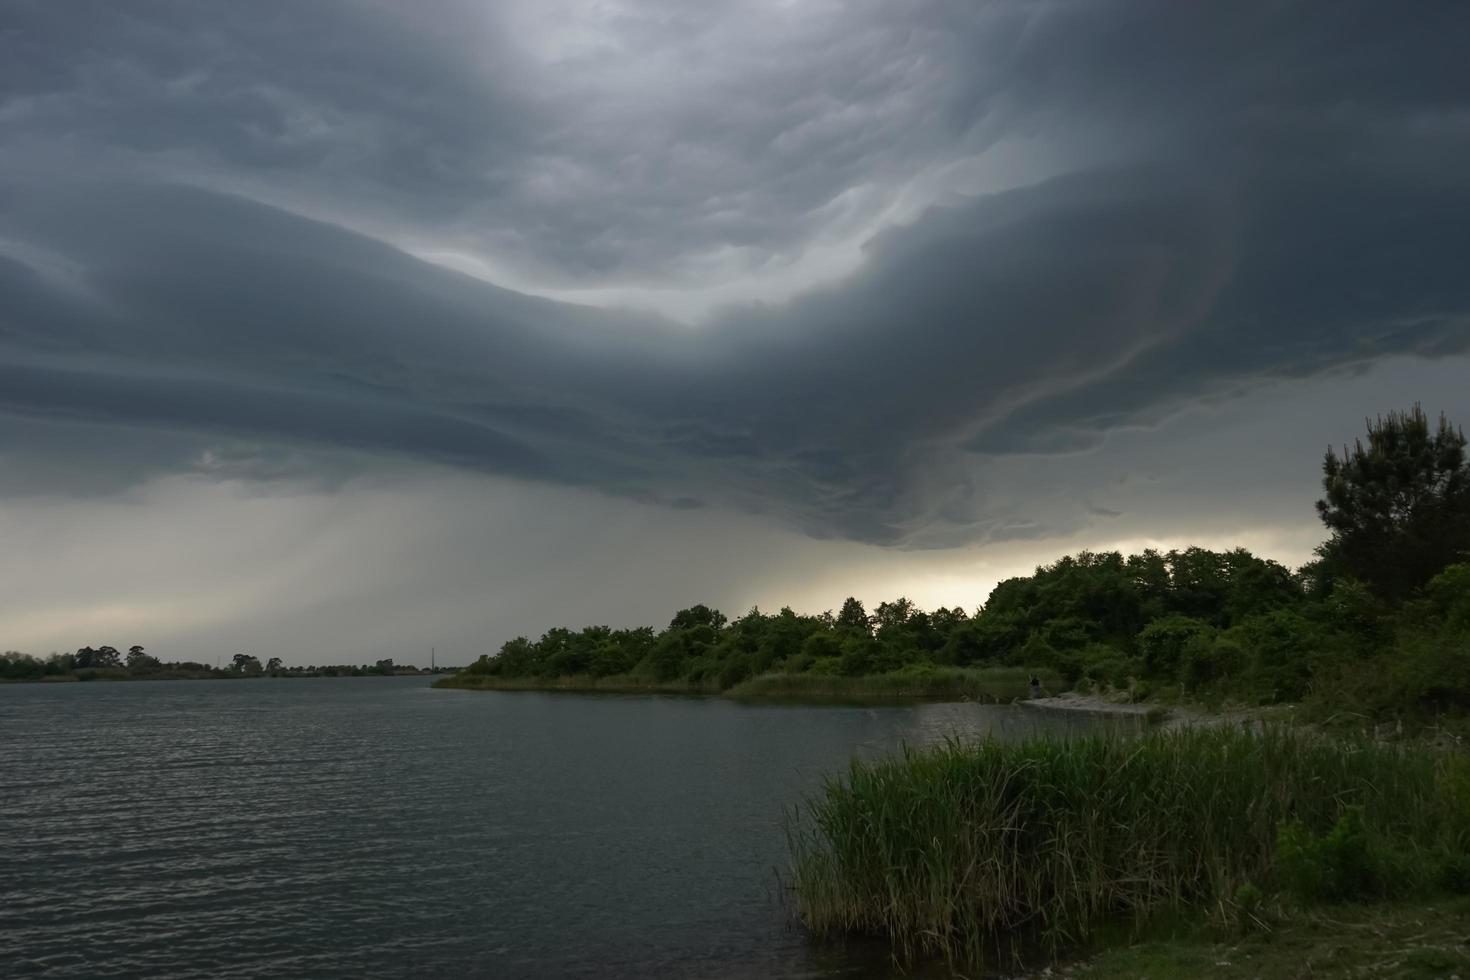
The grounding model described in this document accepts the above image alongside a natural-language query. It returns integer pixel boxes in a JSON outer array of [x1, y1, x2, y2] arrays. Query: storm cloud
[[2, 1, 1469, 656]]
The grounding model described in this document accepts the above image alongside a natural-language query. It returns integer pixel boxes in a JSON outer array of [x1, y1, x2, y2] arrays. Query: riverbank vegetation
[[724, 666, 1062, 702], [441, 672, 720, 695], [444, 407, 1469, 727], [440, 547, 1467, 719], [789, 727, 1470, 969], [440, 664, 1065, 703]]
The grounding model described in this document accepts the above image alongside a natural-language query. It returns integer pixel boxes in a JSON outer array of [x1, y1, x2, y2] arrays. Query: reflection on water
[[0, 679, 1125, 979]]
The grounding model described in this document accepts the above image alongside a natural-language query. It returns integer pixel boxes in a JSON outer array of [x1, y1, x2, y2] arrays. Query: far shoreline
[[1, 670, 455, 685]]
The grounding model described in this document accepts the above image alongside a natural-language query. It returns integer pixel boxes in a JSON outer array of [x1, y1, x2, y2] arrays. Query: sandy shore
[[1022, 692, 1307, 734], [1020, 692, 1159, 716]]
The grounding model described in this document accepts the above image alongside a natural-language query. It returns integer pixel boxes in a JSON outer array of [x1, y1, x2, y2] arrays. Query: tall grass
[[789, 727, 1470, 967], [728, 667, 1062, 702]]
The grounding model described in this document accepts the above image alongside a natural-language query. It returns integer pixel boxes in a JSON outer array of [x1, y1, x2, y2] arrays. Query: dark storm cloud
[[1, 0, 1031, 286], [1, 0, 1468, 546], [965, 164, 1470, 455]]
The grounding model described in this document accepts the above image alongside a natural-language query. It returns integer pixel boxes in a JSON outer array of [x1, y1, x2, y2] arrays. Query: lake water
[[1, 678, 1120, 978]]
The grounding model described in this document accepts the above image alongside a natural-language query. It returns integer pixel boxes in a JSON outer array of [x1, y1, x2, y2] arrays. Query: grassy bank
[[434, 666, 1062, 702], [726, 666, 1062, 702], [788, 727, 1470, 969], [1068, 897, 1470, 979], [432, 672, 721, 695]]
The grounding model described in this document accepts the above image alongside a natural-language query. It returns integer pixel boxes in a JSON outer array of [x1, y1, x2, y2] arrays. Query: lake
[[0, 678, 1120, 978]]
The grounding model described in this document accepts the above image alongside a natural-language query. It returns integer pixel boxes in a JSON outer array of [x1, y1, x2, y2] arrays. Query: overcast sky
[[2, 1, 1468, 665]]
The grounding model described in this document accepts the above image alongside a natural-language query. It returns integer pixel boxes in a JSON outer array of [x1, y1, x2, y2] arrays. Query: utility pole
[[431, 646, 435, 672]]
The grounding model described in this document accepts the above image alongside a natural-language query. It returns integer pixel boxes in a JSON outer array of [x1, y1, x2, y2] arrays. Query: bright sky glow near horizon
[[1, 1, 1468, 664]]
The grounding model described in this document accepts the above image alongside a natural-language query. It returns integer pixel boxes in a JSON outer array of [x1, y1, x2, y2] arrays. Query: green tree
[[800, 631, 842, 664], [643, 632, 689, 680], [488, 636, 537, 676], [266, 657, 283, 673], [1316, 406, 1470, 600], [835, 597, 871, 633], [668, 604, 727, 632], [232, 653, 262, 673], [1138, 615, 1214, 678], [872, 598, 916, 635], [73, 646, 122, 669], [126, 645, 160, 672], [1425, 563, 1470, 630]]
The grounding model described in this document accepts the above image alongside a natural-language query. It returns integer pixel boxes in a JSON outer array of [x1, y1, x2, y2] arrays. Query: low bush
[[1276, 808, 1400, 902]]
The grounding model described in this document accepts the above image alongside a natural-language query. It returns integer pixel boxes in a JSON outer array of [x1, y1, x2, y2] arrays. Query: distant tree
[[931, 606, 968, 632], [872, 598, 917, 636], [801, 631, 842, 662], [74, 645, 122, 669], [645, 631, 689, 680], [126, 645, 160, 672], [374, 658, 395, 675], [835, 597, 870, 633], [837, 632, 879, 676], [494, 637, 537, 675], [1126, 549, 1172, 618], [587, 627, 652, 677], [668, 604, 727, 632], [1, 652, 46, 680], [1316, 406, 1470, 599], [232, 653, 262, 673], [265, 657, 283, 673]]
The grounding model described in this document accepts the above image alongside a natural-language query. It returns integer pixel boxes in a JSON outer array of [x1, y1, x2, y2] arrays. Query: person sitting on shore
[[1029, 675, 1043, 699]]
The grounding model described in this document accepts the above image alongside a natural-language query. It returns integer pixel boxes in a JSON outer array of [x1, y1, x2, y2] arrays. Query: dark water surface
[[1, 678, 1116, 978]]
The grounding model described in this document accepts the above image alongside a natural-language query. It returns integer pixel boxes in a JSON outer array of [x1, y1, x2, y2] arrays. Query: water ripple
[[1, 678, 1108, 978]]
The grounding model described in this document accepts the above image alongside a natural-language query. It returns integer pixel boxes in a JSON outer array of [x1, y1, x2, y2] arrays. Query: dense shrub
[[1229, 610, 1322, 701], [1138, 615, 1214, 677], [1179, 633, 1245, 691], [1077, 644, 1139, 688]]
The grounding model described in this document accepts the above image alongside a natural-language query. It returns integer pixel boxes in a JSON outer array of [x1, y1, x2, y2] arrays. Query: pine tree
[[1315, 405, 1470, 599]]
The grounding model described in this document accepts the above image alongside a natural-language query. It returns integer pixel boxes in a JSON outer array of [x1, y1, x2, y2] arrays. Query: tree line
[[462, 406, 1470, 723], [0, 647, 440, 681]]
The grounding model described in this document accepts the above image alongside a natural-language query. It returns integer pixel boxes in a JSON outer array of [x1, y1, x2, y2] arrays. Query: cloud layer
[[2, 0, 1469, 564]]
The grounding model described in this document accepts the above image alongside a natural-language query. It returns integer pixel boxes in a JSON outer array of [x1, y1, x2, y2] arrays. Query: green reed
[[789, 727, 1470, 967]]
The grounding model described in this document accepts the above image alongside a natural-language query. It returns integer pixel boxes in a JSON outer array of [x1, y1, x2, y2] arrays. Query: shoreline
[[432, 677, 1350, 742], [434, 666, 1064, 704], [1020, 692, 1162, 716], [1022, 692, 1325, 737], [432, 674, 721, 697]]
